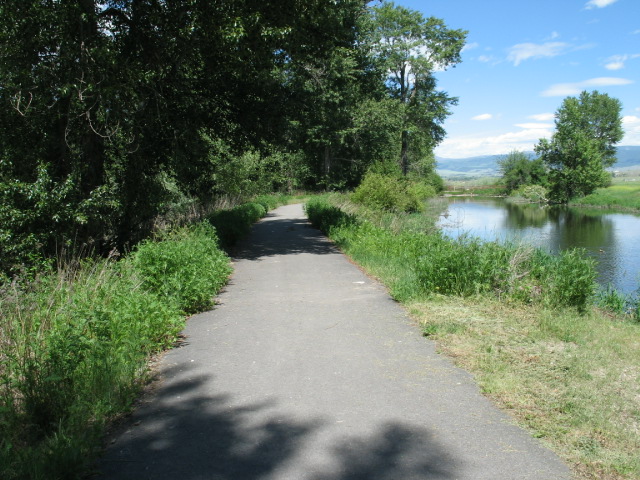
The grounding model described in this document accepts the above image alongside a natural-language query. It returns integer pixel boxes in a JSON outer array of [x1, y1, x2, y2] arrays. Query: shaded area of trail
[[96, 204, 570, 480]]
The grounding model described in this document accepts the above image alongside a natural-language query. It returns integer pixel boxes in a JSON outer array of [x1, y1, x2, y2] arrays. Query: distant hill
[[436, 146, 640, 179]]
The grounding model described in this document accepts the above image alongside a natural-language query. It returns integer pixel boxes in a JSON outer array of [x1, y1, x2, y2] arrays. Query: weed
[[597, 284, 628, 314], [0, 195, 280, 479], [130, 222, 231, 314], [208, 202, 266, 249]]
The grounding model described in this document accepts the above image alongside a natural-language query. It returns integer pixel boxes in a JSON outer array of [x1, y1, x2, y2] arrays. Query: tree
[[367, 2, 466, 175], [0, 0, 370, 273], [498, 150, 547, 194], [535, 90, 623, 203]]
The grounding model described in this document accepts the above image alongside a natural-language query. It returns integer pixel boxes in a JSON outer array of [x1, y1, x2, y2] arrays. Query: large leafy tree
[[498, 150, 547, 194], [367, 1, 466, 175], [0, 0, 363, 273], [535, 90, 623, 203]]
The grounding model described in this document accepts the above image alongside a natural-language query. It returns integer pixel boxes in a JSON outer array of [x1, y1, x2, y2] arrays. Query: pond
[[437, 197, 640, 295]]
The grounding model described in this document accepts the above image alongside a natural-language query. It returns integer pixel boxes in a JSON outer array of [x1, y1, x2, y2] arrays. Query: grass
[[411, 297, 640, 480], [306, 195, 598, 311], [572, 183, 640, 211], [0, 194, 292, 480], [306, 193, 640, 480]]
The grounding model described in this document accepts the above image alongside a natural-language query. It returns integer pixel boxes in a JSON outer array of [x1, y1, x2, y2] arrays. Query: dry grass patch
[[409, 296, 640, 480]]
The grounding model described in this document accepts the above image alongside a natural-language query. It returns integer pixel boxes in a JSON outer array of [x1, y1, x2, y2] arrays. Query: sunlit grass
[[411, 297, 640, 480], [572, 184, 640, 211]]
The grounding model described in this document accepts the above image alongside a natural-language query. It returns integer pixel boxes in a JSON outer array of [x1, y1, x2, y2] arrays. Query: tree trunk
[[324, 145, 332, 188], [401, 130, 409, 176]]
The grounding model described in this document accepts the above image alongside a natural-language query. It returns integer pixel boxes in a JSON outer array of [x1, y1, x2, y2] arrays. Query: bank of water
[[437, 197, 640, 295]]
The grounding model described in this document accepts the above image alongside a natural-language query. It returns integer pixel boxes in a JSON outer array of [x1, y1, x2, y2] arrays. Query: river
[[437, 197, 640, 295]]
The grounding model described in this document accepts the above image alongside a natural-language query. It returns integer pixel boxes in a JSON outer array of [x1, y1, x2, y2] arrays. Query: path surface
[[97, 204, 571, 480]]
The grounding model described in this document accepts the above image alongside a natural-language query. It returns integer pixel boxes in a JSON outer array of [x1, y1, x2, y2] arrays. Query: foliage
[[130, 223, 232, 314], [306, 196, 597, 311], [367, 1, 467, 175], [208, 203, 267, 250], [511, 184, 549, 203], [535, 91, 624, 203], [350, 173, 435, 213], [498, 150, 547, 193], [0, 0, 371, 276], [0, 1, 469, 277]]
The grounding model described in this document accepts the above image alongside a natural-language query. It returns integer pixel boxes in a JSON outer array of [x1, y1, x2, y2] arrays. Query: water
[[437, 197, 640, 295]]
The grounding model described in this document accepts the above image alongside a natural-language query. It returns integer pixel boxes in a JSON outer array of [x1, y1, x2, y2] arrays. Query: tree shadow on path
[[94, 366, 458, 480], [232, 215, 339, 261]]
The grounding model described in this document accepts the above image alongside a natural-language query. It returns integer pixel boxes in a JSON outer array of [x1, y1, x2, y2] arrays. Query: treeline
[[0, 0, 466, 277]]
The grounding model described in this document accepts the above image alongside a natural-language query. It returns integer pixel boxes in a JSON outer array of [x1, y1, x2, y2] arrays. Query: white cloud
[[529, 113, 555, 121], [585, 0, 618, 8], [435, 124, 554, 158], [515, 123, 555, 130], [541, 77, 634, 96], [462, 42, 479, 52], [477, 54, 497, 63], [605, 60, 625, 71], [622, 115, 640, 145], [604, 54, 640, 70], [472, 113, 493, 121], [507, 42, 569, 66]]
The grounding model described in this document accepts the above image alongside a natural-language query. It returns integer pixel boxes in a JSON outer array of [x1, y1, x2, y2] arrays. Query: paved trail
[[97, 204, 571, 480]]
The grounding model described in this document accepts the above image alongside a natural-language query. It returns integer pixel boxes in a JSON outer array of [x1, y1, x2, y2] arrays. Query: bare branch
[[10, 91, 33, 116]]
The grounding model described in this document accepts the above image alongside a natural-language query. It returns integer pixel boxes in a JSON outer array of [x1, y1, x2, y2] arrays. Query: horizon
[[394, 0, 640, 158], [435, 144, 640, 160]]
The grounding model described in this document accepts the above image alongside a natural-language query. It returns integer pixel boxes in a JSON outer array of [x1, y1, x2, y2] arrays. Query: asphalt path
[[96, 203, 571, 480]]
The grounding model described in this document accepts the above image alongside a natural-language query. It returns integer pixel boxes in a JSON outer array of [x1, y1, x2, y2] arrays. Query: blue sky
[[395, 0, 640, 158]]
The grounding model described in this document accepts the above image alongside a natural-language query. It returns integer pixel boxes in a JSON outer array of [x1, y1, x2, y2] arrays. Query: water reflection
[[438, 198, 640, 295]]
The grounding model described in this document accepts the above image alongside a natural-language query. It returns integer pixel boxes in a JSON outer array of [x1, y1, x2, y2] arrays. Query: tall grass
[[572, 184, 640, 211], [0, 194, 291, 480], [0, 257, 186, 479], [305, 196, 597, 311]]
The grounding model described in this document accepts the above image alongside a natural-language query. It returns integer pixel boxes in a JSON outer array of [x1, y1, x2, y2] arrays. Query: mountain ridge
[[436, 145, 640, 179]]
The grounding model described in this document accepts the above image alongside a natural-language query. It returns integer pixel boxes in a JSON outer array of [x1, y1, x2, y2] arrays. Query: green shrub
[[407, 182, 436, 202], [130, 222, 231, 314], [541, 249, 596, 312], [512, 184, 549, 203], [596, 284, 628, 314], [0, 217, 235, 479], [253, 194, 288, 212], [414, 235, 513, 297], [351, 173, 426, 213], [305, 197, 358, 235], [208, 202, 267, 249]]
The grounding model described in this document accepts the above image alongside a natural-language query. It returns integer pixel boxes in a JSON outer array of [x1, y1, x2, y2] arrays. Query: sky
[[395, 0, 640, 158]]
